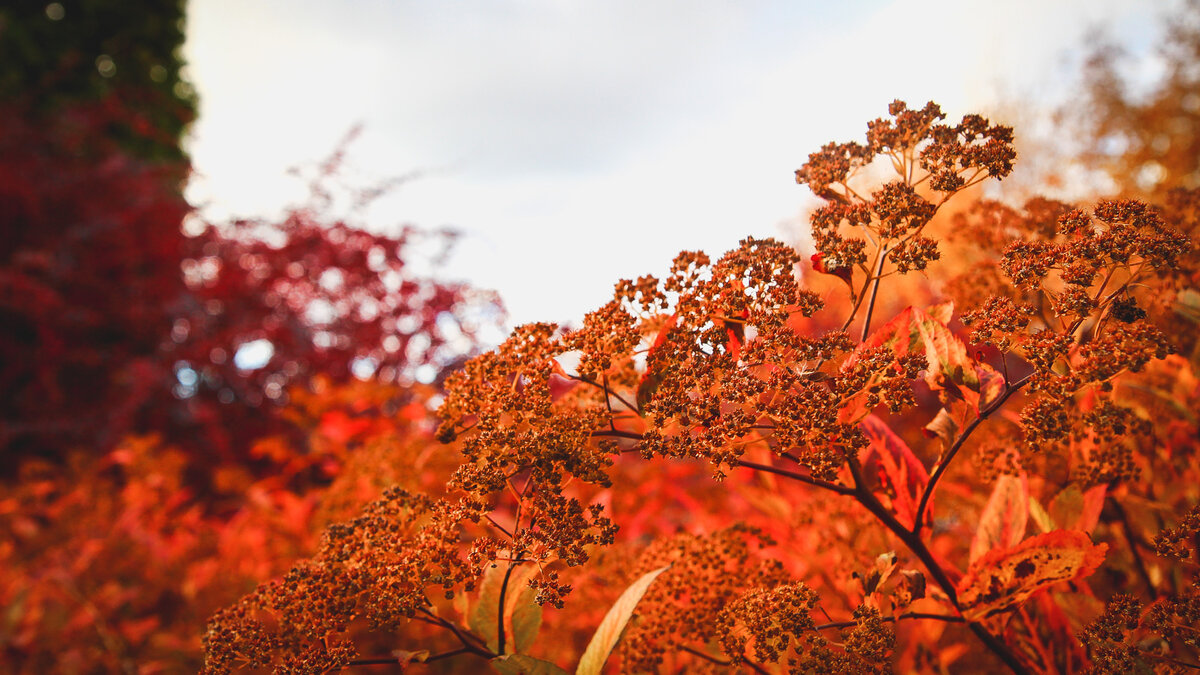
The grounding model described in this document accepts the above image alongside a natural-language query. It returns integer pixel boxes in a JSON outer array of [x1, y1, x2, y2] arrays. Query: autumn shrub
[[0, 377, 456, 672], [202, 100, 1200, 674]]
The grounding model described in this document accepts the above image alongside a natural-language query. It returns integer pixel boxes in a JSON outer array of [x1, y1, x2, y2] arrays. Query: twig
[[568, 373, 640, 415], [814, 610, 966, 630], [484, 513, 514, 539], [496, 561, 517, 654], [860, 249, 888, 342], [591, 429, 644, 441], [1108, 497, 1158, 599], [737, 458, 855, 496], [912, 373, 1034, 536]]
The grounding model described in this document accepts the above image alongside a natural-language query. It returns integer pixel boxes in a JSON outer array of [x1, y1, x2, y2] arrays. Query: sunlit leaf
[[970, 473, 1028, 564], [1028, 496, 1054, 534], [575, 565, 670, 675], [958, 530, 1107, 620], [506, 566, 543, 654], [1049, 484, 1107, 534], [470, 563, 506, 653]]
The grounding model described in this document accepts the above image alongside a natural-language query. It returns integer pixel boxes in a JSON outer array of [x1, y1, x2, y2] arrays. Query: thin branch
[[679, 645, 732, 667], [567, 373, 640, 416], [496, 561, 517, 654], [484, 513, 513, 539], [416, 607, 494, 657], [1109, 497, 1158, 599], [860, 248, 888, 342], [591, 429, 644, 441], [338, 647, 474, 671], [737, 458, 856, 496], [425, 648, 471, 663], [912, 373, 1034, 537], [814, 610, 966, 631]]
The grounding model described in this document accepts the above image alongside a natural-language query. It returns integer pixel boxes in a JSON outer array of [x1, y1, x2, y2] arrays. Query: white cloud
[[184, 0, 1167, 329]]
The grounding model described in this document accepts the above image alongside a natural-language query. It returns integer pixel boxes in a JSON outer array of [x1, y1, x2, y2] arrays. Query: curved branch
[[844, 454, 1030, 675], [814, 610, 966, 631]]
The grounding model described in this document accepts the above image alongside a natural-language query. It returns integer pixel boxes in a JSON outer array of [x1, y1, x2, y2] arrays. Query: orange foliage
[[196, 99, 1199, 675]]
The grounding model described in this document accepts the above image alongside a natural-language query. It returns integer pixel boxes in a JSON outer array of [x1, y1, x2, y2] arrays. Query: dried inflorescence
[[616, 526, 790, 672], [962, 297, 1033, 351], [1081, 583, 1200, 673], [1155, 504, 1200, 560], [202, 488, 484, 674], [951, 194, 1188, 478], [798, 100, 1015, 287], [716, 584, 894, 673]]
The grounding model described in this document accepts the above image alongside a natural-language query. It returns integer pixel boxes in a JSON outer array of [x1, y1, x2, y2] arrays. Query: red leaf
[[859, 414, 930, 530], [811, 252, 853, 286]]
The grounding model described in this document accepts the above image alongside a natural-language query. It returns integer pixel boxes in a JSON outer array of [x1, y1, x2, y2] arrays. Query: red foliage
[[0, 97, 500, 468]]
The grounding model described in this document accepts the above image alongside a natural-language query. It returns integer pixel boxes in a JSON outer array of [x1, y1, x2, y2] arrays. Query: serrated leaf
[[859, 415, 930, 529], [576, 565, 670, 675], [910, 302, 981, 393], [970, 473, 1029, 564], [958, 530, 1107, 621], [491, 654, 570, 675]]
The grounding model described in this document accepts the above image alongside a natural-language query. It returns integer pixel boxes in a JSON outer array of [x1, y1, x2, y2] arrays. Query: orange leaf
[[970, 474, 1029, 564], [1049, 484, 1108, 534], [958, 530, 1107, 621], [849, 304, 1000, 414]]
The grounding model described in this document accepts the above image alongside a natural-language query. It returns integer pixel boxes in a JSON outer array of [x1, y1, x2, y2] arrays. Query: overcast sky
[[183, 0, 1169, 331]]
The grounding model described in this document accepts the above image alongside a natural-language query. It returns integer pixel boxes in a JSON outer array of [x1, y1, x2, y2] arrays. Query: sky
[[183, 0, 1171, 332]]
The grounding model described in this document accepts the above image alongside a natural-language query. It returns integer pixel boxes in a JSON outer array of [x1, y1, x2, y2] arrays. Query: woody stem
[[860, 248, 888, 341], [912, 373, 1034, 537], [845, 454, 1031, 675]]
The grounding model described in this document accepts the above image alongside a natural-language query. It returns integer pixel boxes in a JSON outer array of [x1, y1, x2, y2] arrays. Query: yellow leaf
[[575, 565, 670, 675], [492, 654, 569, 675]]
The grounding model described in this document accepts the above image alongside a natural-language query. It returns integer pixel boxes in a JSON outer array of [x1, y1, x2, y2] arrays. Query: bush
[[202, 101, 1200, 674]]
